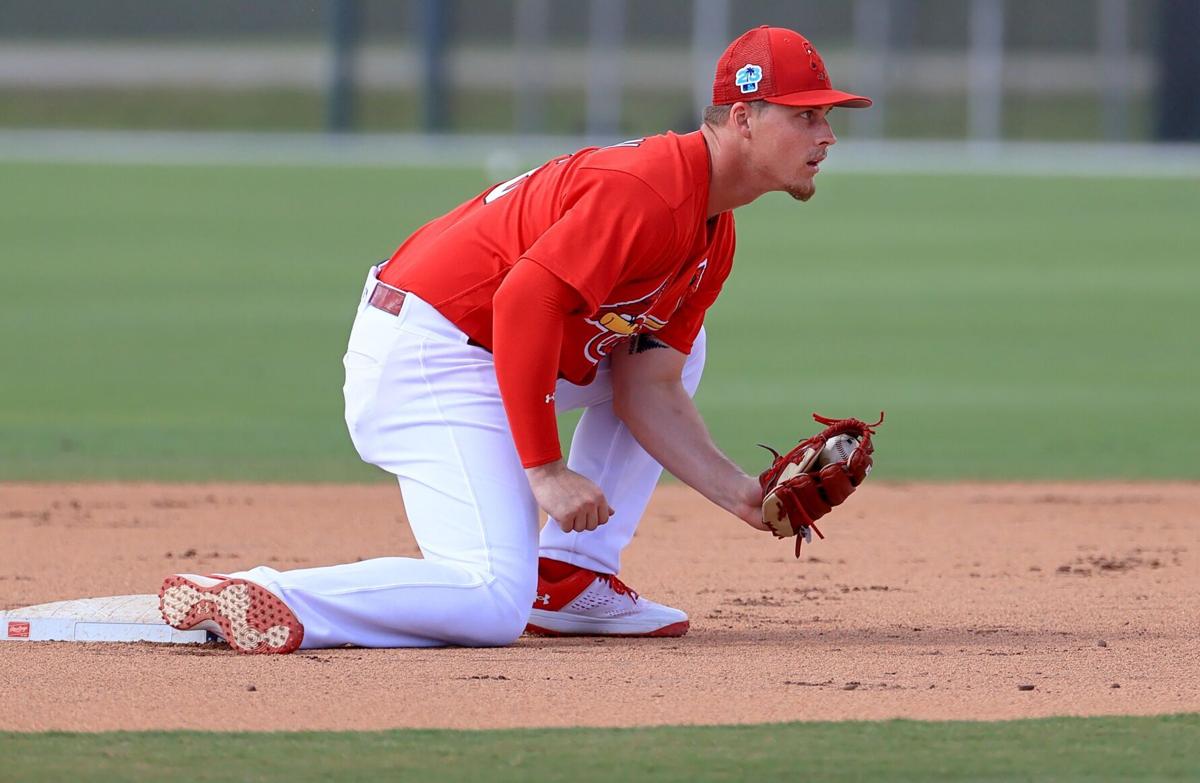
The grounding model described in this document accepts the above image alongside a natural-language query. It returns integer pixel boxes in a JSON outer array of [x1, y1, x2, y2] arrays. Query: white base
[[1, 594, 213, 644]]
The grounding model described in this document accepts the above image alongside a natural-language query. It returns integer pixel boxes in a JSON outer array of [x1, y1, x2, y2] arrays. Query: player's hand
[[525, 461, 614, 533], [723, 473, 770, 531]]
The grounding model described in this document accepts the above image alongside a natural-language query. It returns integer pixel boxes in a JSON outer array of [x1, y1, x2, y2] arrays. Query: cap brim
[[767, 89, 873, 109]]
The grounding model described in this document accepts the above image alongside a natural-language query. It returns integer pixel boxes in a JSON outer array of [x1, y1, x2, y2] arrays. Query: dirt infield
[[1, 481, 1197, 732]]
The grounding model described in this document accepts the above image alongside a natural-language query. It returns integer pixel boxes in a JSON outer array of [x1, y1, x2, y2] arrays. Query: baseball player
[[159, 26, 872, 653]]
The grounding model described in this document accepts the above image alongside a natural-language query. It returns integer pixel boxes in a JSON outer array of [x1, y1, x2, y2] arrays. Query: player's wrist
[[525, 459, 568, 483], [521, 452, 564, 471], [709, 471, 762, 515]]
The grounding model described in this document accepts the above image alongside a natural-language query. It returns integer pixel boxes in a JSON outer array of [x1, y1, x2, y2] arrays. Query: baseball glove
[[758, 412, 884, 557]]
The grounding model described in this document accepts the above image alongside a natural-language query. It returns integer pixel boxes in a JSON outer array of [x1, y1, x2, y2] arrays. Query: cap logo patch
[[734, 63, 763, 94], [802, 42, 828, 83]]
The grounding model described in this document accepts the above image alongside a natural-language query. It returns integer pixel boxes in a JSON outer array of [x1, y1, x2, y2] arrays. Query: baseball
[[817, 434, 859, 467]]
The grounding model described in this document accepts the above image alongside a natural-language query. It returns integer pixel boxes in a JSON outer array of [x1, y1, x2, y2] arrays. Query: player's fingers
[[573, 507, 594, 532], [598, 505, 614, 526], [583, 508, 600, 531]]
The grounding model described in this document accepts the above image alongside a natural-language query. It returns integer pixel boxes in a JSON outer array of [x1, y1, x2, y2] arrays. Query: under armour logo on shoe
[[536, 593, 551, 605], [544, 393, 555, 404]]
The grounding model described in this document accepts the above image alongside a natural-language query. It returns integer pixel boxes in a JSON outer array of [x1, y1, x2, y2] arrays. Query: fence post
[[585, 0, 625, 138], [514, 0, 551, 133], [1098, 0, 1130, 141], [1156, 0, 1200, 140], [418, 0, 451, 133], [851, 0, 891, 139], [325, 0, 362, 133], [691, 0, 729, 121], [967, 0, 1005, 143]]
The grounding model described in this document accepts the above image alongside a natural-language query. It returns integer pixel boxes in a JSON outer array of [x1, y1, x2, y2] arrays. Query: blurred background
[[1, 0, 1197, 483], [3, 0, 1199, 143]]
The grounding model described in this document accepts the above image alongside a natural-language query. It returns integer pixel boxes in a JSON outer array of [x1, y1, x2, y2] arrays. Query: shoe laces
[[599, 573, 638, 602]]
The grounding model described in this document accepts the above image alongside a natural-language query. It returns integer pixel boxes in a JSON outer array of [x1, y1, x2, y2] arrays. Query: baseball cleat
[[525, 558, 689, 637], [158, 574, 304, 654]]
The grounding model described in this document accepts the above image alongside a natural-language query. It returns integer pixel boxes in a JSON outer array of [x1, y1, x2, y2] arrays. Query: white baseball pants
[[230, 265, 705, 648]]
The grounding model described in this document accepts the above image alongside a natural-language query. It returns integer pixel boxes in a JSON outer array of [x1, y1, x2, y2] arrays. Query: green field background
[[2, 160, 1197, 482], [2, 158, 1198, 777]]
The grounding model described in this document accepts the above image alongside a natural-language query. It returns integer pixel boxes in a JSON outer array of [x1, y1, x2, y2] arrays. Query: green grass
[[0, 87, 698, 136], [0, 87, 1151, 141], [2, 161, 1198, 481], [1, 715, 1197, 782]]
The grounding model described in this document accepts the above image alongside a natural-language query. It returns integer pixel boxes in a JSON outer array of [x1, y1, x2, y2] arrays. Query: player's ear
[[731, 102, 754, 138]]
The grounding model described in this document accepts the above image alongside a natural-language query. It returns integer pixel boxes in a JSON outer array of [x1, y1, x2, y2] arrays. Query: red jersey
[[380, 131, 735, 385]]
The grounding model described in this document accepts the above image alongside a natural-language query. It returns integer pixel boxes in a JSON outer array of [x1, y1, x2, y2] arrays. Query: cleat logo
[[536, 593, 551, 606]]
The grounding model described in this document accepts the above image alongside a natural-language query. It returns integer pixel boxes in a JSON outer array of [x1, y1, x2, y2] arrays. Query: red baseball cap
[[712, 26, 872, 109]]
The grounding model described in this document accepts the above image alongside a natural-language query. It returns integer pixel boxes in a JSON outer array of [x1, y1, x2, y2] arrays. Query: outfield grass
[[0, 87, 1148, 141], [1, 714, 1197, 782], [0, 87, 696, 137], [2, 161, 1197, 481]]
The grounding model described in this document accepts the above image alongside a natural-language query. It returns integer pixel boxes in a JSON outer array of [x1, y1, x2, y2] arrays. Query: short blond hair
[[702, 101, 767, 127]]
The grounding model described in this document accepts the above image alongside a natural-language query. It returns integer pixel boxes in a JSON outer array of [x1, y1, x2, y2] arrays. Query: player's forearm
[[616, 381, 754, 513], [493, 262, 570, 468]]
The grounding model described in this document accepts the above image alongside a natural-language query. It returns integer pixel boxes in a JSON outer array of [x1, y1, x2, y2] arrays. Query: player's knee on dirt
[[449, 587, 532, 647], [435, 566, 535, 647]]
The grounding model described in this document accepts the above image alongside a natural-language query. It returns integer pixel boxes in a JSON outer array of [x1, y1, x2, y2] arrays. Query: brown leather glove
[[759, 412, 883, 556]]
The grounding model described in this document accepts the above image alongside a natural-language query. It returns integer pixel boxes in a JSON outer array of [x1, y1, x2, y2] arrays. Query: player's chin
[[785, 179, 817, 202]]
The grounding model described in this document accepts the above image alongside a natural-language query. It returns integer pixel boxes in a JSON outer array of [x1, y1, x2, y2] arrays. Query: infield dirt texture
[[1, 161, 1197, 777], [2, 480, 1199, 732]]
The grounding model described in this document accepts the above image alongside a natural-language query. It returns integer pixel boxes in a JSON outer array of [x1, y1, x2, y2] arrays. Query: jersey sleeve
[[520, 172, 676, 313], [493, 261, 584, 468], [653, 214, 736, 355]]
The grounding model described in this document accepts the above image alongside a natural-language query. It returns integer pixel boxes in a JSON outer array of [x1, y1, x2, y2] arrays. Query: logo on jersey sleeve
[[735, 64, 763, 94], [582, 282, 669, 364]]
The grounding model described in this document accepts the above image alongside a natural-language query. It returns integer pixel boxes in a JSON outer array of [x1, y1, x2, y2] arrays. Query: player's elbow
[[611, 384, 639, 427]]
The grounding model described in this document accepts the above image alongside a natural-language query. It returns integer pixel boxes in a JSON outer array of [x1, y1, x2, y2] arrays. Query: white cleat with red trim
[[525, 558, 689, 638], [158, 574, 304, 654]]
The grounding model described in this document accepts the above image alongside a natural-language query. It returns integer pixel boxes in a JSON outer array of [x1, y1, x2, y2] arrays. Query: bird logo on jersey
[[582, 282, 670, 364], [580, 258, 711, 364]]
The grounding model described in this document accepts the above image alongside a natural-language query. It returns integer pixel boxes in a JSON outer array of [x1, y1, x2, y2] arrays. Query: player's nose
[[818, 118, 837, 147]]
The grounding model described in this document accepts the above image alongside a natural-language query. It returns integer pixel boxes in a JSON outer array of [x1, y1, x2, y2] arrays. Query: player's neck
[[700, 124, 768, 218]]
